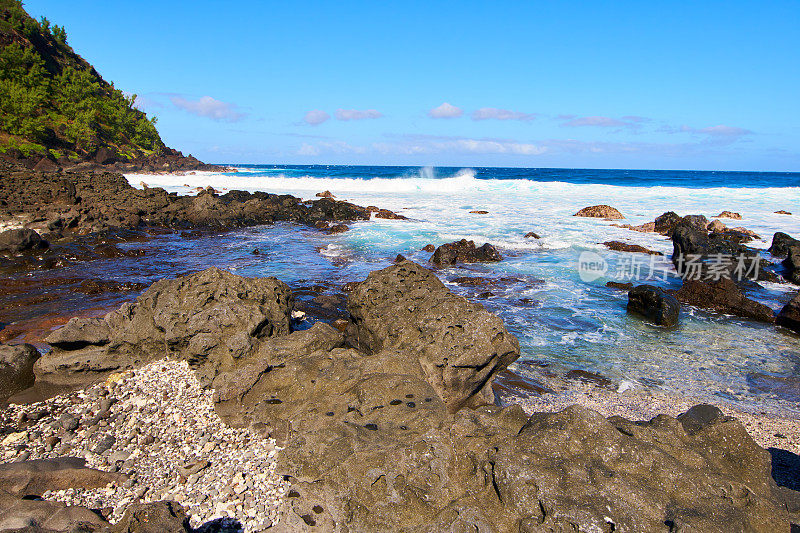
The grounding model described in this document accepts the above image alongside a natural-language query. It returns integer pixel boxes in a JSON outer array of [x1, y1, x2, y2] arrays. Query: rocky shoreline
[[0, 260, 798, 531]]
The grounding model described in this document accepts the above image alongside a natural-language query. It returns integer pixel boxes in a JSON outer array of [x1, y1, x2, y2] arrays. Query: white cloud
[[335, 109, 383, 121], [561, 116, 628, 128], [303, 110, 331, 126], [471, 108, 537, 122], [170, 96, 245, 122], [428, 102, 463, 119], [297, 143, 321, 156]]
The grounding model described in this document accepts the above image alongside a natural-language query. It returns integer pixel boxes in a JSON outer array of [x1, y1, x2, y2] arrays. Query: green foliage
[[0, 136, 47, 157], [52, 24, 67, 44], [0, 43, 48, 139], [0, 7, 164, 156]]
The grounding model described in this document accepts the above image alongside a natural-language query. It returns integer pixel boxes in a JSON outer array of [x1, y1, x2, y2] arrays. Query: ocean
[[117, 165, 799, 413]]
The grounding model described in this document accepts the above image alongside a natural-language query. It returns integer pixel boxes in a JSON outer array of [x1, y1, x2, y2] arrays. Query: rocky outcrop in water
[[671, 278, 776, 323], [769, 232, 800, 258], [627, 285, 680, 327], [603, 240, 662, 255], [429, 239, 502, 266], [573, 204, 624, 219], [0, 229, 49, 254], [36, 268, 293, 388], [0, 168, 401, 238], [777, 292, 800, 334]]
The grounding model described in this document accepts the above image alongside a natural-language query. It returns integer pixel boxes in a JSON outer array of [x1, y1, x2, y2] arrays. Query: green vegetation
[[0, 0, 164, 159]]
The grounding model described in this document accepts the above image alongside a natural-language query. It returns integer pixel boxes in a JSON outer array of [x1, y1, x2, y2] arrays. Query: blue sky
[[26, 0, 800, 170]]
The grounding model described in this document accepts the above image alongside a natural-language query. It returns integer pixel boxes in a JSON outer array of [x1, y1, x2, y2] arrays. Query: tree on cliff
[[0, 0, 163, 160]]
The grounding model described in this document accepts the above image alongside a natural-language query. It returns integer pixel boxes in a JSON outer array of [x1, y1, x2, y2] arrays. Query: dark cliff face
[[0, 0, 217, 172]]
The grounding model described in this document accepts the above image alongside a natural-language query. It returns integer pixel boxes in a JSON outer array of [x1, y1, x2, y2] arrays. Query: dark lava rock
[[316, 190, 335, 198], [715, 210, 742, 219], [37, 267, 293, 387], [470, 210, 489, 214], [671, 278, 775, 323], [346, 260, 519, 410], [769, 232, 800, 258], [782, 245, 800, 284], [108, 500, 191, 533], [573, 205, 624, 219], [654, 211, 682, 235], [327, 223, 349, 234], [565, 368, 614, 389], [0, 343, 40, 401], [671, 222, 763, 281], [627, 284, 680, 327], [603, 240, 662, 255], [606, 281, 634, 291], [421, 244, 435, 252], [747, 373, 800, 402], [430, 239, 502, 266], [775, 210, 792, 215], [0, 229, 49, 254], [374, 208, 408, 220], [74, 279, 148, 295], [776, 292, 800, 334], [524, 231, 540, 239]]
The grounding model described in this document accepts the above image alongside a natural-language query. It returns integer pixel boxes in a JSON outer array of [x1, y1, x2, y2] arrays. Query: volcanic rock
[[715, 211, 742, 219], [0, 343, 40, 400], [603, 241, 662, 255], [37, 268, 293, 387], [671, 278, 775, 323], [783, 245, 800, 284], [769, 232, 800, 258], [316, 191, 335, 198], [346, 260, 519, 410], [429, 239, 502, 265], [573, 205, 624, 219], [777, 292, 800, 334], [0, 229, 49, 254], [627, 285, 680, 327]]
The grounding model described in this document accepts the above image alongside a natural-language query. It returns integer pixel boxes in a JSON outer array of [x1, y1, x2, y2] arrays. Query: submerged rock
[[430, 239, 502, 265], [627, 284, 680, 327], [603, 240, 662, 255], [573, 204, 624, 219]]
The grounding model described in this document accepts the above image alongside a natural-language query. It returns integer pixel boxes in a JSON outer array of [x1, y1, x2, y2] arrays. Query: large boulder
[[0, 343, 39, 400], [783, 245, 800, 284], [429, 239, 502, 266], [346, 260, 519, 410], [37, 267, 293, 387], [777, 292, 800, 334], [768, 232, 800, 258], [654, 211, 682, 235], [573, 204, 624, 219], [671, 278, 775, 323], [0, 228, 49, 253], [627, 285, 680, 327]]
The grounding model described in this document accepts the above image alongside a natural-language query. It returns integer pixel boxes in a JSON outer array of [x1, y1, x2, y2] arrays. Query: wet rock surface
[[627, 284, 680, 327], [603, 240, 663, 255], [671, 278, 776, 323], [777, 292, 800, 334], [429, 239, 502, 265]]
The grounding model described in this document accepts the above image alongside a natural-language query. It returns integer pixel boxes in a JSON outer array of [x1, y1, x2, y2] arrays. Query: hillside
[[0, 0, 218, 172]]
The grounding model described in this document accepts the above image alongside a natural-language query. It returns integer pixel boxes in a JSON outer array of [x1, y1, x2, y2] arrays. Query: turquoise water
[[47, 165, 800, 411]]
